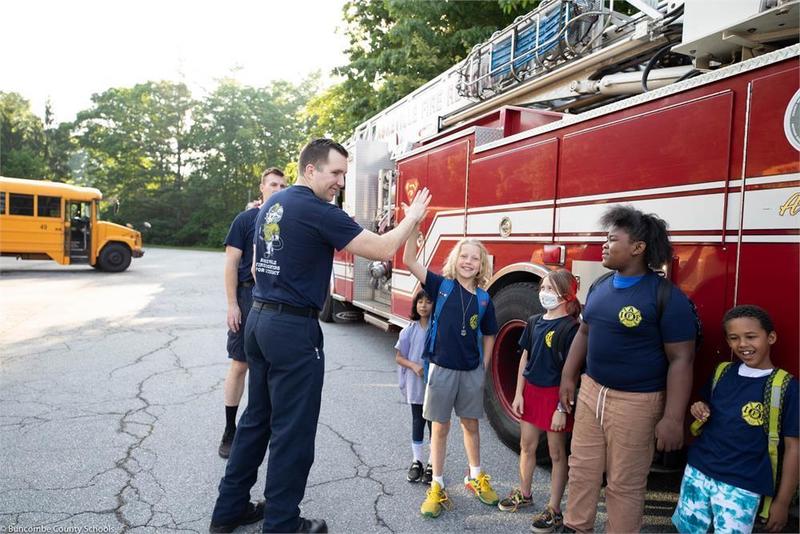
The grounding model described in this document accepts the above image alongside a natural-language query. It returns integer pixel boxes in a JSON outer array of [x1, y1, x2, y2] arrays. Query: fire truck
[[324, 0, 800, 456]]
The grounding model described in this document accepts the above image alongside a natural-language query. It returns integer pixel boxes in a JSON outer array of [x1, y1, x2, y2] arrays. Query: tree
[[184, 77, 315, 246], [329, 0, 532, 135], [73, 81, 194, 242], [0, 92, 47, 178]]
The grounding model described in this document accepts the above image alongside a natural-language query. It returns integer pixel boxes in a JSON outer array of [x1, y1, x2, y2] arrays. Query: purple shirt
[[395, 320, 428, 404]]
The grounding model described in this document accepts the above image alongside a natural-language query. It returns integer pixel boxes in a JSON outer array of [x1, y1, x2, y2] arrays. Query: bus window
[[9, 193, 33, 216], [38, 195, 61, 218], [0, 192, 5, 214]]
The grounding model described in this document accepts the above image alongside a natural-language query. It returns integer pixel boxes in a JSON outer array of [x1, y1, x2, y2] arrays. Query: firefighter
[[559, 205, 697, 533], [218, 168, 286, 459], [209, 138, 431, 534]]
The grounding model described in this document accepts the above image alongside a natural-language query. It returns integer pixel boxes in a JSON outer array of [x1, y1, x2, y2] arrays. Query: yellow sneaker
[[420, 481, 452, 518], [464, 472, 499, 506]]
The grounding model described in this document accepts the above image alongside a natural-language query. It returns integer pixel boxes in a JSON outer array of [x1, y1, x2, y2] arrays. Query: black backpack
[[587, 272, 703, 348]]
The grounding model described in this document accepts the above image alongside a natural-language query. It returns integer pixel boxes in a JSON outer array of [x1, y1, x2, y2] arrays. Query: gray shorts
[[422, 363, 485, 422]]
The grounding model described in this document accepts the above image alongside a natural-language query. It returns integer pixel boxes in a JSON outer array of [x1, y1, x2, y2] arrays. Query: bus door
[[65, 200, 91, 262]]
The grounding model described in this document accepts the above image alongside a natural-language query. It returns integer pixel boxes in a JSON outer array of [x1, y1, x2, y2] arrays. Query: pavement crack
[[317, 421, 395, 533]]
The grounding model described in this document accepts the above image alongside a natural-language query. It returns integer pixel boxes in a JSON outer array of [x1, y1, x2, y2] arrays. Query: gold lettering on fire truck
[[405, 179, 419, 203], [778, 192, 800, 216]]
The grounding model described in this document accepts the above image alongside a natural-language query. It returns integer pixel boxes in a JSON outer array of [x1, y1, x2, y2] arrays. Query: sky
[[2, 0, 349, 124]]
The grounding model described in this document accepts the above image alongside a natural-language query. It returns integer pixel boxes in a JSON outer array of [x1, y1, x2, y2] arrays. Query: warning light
[[543, 244, 565, 265]]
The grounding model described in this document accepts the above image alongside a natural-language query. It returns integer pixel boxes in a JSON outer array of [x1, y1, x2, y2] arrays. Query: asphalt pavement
[[0, 248, 684, 533]]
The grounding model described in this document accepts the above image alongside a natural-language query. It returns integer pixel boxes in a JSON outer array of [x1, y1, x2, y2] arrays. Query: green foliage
[[0, 92, 48, 178], [328, 0, 532, 136], [6, 2, 563, 247]]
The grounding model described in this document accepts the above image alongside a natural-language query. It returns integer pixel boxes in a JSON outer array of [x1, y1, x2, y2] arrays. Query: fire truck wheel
[[484, 281, 553, 463], [320, 294, 334, 323], [331, 299, 363, 324], [97, 243, 132, 272]]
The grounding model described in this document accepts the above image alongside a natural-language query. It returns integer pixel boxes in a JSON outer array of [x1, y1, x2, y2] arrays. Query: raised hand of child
[[690, 401, 710, 422], [511, 394, 524, 418], [551, 410, 566, 431]]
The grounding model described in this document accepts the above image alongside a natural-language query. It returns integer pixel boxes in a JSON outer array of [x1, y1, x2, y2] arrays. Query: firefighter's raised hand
[[690, 401, 710, 422], [401, 187, 431, 224]]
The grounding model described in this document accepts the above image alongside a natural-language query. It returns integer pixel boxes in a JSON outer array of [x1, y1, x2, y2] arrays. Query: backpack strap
[[551, 316, 579, 369], [656, 275, 672, 321], [711, 361, 733, 392], [759, 368, 793, 520], [426, 278, 454, 354], [690, 361, 733, 437], [586, 271, 614, 301], [476, 287, 490, 357]]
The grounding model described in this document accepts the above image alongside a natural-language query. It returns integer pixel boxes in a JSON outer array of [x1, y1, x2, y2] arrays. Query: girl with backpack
[[395, 290, 434, 484], [403, 233, 499, 519], [498, 269, 580, 533], [672, 305, 798, 534]]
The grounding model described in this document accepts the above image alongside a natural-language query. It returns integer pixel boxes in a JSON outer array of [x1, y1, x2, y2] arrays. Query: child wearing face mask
[[498, 268, 580, 533]]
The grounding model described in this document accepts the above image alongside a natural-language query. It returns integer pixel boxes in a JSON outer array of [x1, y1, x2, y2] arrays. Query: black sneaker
[[295, 517, 328, 533], [209, 501, 264, 533], [218, 427, 235, 459], [531, 505, 564, 533], [498, 488, 533, 512], [407, 460, 423, 482], [421, 463, 433, 485]]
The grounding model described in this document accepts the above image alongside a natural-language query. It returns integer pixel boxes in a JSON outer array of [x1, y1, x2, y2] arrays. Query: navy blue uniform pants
[[211, 307, 325, 533]]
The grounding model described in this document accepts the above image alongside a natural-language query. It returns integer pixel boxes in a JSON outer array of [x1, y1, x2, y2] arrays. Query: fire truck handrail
[[475, 43, 800, 155]]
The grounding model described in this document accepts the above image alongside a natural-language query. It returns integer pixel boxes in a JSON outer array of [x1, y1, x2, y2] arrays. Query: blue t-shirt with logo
[[583, 271, 696, 392], [688, 363, 799, 496], [423, 270, 498, 371], [518, 315, 578, 387], [253, 186, 363, 310], [224, 207, 259, 283]]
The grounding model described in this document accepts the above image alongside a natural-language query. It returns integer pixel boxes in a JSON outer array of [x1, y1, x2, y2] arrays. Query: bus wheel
[[98, 243, 132, 272], [484, 281, 553, 464]]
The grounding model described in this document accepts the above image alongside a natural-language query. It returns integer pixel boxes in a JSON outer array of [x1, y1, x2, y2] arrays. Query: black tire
[[320, 293, 334, 323], [97, 243, 132, 272], [484, 281, 556, 464], [331, 299, 363, 324]]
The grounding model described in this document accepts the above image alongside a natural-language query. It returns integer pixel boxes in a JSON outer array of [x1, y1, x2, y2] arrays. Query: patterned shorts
[[672, 464, 760, 534]]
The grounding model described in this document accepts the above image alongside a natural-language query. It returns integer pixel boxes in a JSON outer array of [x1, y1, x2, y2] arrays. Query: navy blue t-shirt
[[224, 207, 259, 283], [423, 270, 498, 371], [583, 271, 696, 392], [518, 315, 578, 387], [688, 363, 799, 496], [253, 186, 363, 310]]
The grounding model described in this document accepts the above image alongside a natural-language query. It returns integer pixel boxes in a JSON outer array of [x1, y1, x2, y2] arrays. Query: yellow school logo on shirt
[[741, 401, 764, 426], [469, 314, 479, 330], [545, 330, 554, 348], [618, 306, 642, 328]]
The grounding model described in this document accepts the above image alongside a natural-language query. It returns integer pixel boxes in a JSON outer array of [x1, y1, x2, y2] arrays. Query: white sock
[[432, 475, 445, 488], [469, 465, 482, 479], [411, 441, 424, 463]]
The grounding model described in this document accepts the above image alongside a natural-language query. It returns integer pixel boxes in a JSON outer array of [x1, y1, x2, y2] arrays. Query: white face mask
[[539, 291, 561, 310]]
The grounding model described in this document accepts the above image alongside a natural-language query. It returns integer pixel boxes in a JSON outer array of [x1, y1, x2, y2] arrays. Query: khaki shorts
[[422, 363, 485, 422]]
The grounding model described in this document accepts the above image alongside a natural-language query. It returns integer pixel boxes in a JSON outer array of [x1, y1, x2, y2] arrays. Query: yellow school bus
[[0, 176, 144, 272]]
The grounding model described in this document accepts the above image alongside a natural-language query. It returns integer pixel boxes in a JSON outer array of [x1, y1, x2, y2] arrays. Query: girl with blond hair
[[403, 235, 499, 518]]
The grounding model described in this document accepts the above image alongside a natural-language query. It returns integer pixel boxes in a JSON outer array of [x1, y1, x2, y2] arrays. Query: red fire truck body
[[328, 1, 799, 449]]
